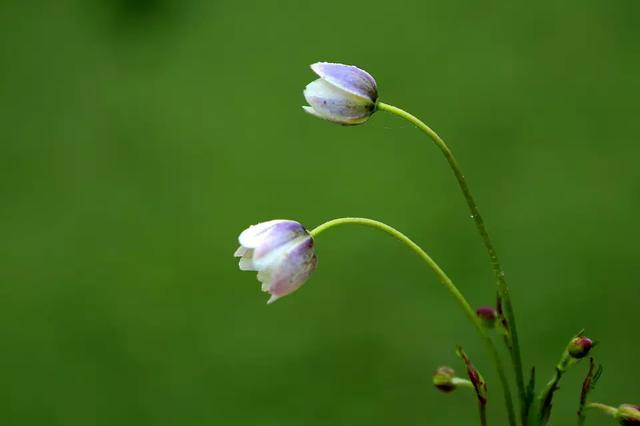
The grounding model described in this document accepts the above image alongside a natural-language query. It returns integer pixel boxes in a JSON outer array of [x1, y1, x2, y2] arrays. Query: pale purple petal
[[304, 79, 373, 125], [252, 221, 306, 261], [262, 237, 316, 302], [311, 62, 377, 102], [236, 219, 316, 303], [239, 220, 301, 249]]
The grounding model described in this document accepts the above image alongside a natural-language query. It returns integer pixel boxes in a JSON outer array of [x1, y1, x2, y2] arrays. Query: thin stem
[[577, 359, 603, 426], [585, 402, 617, 417], [537, 367, 564, 425], [311, 217, 517, 426], [377, 101, 527, 421], [577, 410, 587, 426], [577, 413, 586, 426], [480, 402, 488, 426], [452, 378, 475, 390]]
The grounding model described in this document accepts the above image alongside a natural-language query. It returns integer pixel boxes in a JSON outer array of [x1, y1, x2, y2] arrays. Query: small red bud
[[476, 305, 498, 329]]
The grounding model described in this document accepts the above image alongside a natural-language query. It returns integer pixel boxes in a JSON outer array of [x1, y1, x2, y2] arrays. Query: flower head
[[235, 220, 317, 304], [303, 62, 378, 125]]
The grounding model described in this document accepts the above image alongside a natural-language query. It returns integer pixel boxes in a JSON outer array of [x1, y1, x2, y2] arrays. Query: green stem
[[311, 217, 517, 426], [537, 367, 564, 424], [480, 402, 488, 426], [577, 411, 587, 426], [452, 378, 475, 390], [377, 101, 526, 422], [577, 358, 603, 426], [585, 402, 617, 417], [542, 367, 563, 404], [577, 414, 586, 426]]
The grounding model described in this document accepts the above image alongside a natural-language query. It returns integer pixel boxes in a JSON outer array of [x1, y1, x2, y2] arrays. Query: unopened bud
[[456, 346, 488, 404], [433, 367, 457, 392], [617, 404, 640, 425], [476, 306, 498, 329], [568, 336, 594, 359]]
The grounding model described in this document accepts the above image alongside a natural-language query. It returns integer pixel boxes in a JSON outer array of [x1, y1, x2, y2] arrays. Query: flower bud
[[235, 220, 317, 304], [456, 347, 488, 404], [568, 336, 594, 359], [617, 404, 640, 425], [433, 367, 457, 393], [303, 62, 378, 125], [476, 305, 498, 329]]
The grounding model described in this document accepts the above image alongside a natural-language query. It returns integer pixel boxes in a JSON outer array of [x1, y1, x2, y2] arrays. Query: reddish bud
[[476, 305, 498, 329], [568, 336, 594, 359]]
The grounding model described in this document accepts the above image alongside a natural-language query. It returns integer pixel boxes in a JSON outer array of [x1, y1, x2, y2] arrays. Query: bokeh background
[[1, 0, 639, 425]]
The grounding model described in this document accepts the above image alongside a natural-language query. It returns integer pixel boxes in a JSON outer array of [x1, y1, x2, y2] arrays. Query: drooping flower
[[234, 220, 317, 304], [303, 62, 378, 125]]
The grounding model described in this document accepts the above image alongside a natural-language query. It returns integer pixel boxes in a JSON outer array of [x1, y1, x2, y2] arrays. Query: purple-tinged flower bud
[[432, 367, 472, 393], [433, 367, 457, 393], [617, 404, 640, 425], [568, 336, 594, 359], [303, 62, 378, 125], [456, 346, 488, 405], [235, 220, 317, 304], [476, 305, 498, 329]]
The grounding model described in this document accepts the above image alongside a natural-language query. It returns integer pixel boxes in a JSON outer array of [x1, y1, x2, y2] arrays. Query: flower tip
[[309, 61, 323, 71], [267, 294, 280, 305], [309, 61, 337, 73], [302, 105, 325, 121]]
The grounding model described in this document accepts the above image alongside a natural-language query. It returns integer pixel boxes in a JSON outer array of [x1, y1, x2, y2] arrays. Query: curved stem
[[311, 217, 517, 426], [585, 402, 617, 417], [377, 101, 526, 421], [452, 378, 475, 390]]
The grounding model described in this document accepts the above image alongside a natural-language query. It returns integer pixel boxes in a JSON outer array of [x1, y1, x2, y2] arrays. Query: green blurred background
[[1, 0, 639, 425]]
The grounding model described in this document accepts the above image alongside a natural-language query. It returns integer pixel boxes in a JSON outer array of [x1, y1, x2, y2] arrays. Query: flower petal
[[266, 294, 281, 305], [238, 249, 256, 271], [234, 246, 248, 257], [236, 220, 317, 304], [311, 62, 377, 102], [260, 236, 317, 302], [251, 221, 307, 262], [304, 79, 374, 125], [302, 105, 324, 119], [239, 220, 296, 248]]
